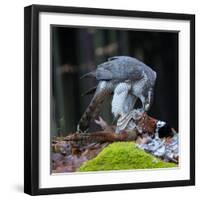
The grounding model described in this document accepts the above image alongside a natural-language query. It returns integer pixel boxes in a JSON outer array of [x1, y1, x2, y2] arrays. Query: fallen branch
[[64, 130, 139, 143]]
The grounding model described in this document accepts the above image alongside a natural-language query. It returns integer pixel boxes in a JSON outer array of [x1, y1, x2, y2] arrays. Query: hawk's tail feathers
[[77, 82, 111, 132]]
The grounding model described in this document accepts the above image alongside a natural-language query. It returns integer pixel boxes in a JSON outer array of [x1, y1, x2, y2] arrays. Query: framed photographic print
[[24, 4, 195, 195]]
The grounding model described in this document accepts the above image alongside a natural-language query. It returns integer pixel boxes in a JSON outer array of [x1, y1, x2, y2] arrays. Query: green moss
[[79, 142, 177, 172]]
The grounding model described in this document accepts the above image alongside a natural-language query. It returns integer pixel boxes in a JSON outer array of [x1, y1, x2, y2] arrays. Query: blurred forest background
[[51, 26, 178, 136]]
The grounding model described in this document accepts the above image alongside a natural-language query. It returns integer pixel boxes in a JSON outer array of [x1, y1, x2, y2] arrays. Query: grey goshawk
[[78, 56, 157, 132]]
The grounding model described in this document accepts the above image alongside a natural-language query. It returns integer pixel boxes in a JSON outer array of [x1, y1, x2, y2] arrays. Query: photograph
[[51, 26, 179, 173], [24, 5, 195, 195]]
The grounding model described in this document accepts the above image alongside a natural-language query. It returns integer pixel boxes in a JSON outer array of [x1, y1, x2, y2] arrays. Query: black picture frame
[[24, 4, 195, 196]]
